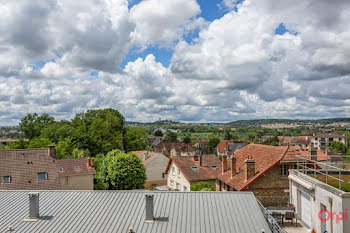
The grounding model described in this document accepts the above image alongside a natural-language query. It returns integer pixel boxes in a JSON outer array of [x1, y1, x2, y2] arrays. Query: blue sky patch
[[275, 23, 298, 35], [121, 46, 173, 68], [29, 58, 56, 70]]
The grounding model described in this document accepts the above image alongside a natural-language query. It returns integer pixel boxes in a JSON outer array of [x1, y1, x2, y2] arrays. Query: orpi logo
[[318, 208, 348, 224]]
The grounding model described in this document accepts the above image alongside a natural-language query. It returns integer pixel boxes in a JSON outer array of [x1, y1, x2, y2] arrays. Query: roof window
[[2, 175, 11, 183], [37, 172, 48, 181], [191, 166, 199, 172], [210, 165, 217, 170], [74, 166, 80, 170]]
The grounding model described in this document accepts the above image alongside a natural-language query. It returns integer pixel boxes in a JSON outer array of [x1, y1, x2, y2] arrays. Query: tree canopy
[[94, 150, 146, 190], [190, 182, 215, 191], [329, 141, 347, 155], [20, 113, 55, 139]]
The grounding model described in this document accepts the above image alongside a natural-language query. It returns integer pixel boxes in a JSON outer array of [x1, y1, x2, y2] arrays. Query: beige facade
[[60, 174, 94, 190], [167, 162, 191, 191]]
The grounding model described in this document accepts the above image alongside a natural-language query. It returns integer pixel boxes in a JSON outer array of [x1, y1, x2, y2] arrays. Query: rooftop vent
[[145, 194, 155, 222], [24, 192, 40, 222]]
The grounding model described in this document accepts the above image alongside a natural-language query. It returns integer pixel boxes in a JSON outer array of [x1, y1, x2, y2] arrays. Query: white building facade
[[167, 162, 190, 191]]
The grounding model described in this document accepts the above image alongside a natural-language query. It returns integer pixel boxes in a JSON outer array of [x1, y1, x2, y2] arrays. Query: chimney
[[87, 157, 93, 167], [245, 159, 255, 181], [28, 192, 40, 220], [222, 155, 227, 174], [231, 156, 236, 178], [199, 154, 203, 167], [193, 155, 199, 162], [145, 194, 154, 222], [48, 145, 56, 159], [310, 145, 317, 161]]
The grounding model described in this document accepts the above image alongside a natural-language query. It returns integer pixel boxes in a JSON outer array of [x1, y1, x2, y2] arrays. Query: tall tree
[[208, 137, 220, 153], [329, 141, 347, 155], [95, 150, 146, 190], [124, 127, 148, 152], [19, 113, 55, 139]]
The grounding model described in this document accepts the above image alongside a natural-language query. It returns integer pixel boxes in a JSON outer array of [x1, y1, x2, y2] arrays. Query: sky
[[1, 0, 350, 125]]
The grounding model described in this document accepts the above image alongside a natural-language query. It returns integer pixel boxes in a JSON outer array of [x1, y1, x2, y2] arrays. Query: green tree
[[71, 108, 126, 155], [329, 141, 347, 155], [191, 182, 215, 191], [224, 131, 233, 140], [56, 137, 76, 159], [183, 136, 191, 144], [124, 127, 148, 152], [20, 113, 55, 139], [95, 150, 146, 190], [165, 131, 177, 142], [28, 138, 52, 148], [208, 137, 220, 153], [154, 129, 164, 137], [71, 148, 91, 158]]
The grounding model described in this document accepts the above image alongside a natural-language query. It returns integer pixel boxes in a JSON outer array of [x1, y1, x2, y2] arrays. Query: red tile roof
[[164, 155, 221, 181], [0, 148, 61, 190], [217, 141, 231, 154], [216, 144, 294, 190], [57, 157, 96, 177], [132, 151, 167, 166], [298, 150, 330, 161]]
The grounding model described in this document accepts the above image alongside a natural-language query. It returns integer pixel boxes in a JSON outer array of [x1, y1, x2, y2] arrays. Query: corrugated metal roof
[[0, 191, 272, 233]]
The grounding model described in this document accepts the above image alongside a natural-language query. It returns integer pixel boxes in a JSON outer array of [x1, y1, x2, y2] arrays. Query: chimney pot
[[222, 155, 227, 174], [231, 156, 236, 178], [87, 157, 93, 167], [28, 192, 40, 220], [145, 194, 154, 222]]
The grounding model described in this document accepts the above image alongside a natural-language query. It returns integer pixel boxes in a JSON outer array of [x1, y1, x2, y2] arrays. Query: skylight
[[191, 166, 199, 172], [210, 165, 217, 170]]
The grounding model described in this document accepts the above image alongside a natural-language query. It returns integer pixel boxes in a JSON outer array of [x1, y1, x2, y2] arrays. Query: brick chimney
[[245, 159, 255, 181], [87, 157, 93, 167], [48, 145, 56, 159], [231, 156, 236, 178], [193, 155, 199, 162], [310, 144, 317, 161], [222, 155, 227, 174]]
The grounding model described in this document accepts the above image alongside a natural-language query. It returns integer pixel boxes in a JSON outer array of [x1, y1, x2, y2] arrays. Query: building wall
[[145, 155, 169, 181], [311, 137, 346, 151], [167, 163, 191, 191], [290, 172, 350, 233], [60, 174, 94, 190]]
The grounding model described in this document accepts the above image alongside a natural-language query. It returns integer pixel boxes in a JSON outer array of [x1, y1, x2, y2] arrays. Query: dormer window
[[37, 172, 48, 181], [74, 166, 80, 170], [59, 167, 64, 172], [210, 165, 217, 170], [2, 175, 11, 183], [191, 166, 199, 172]]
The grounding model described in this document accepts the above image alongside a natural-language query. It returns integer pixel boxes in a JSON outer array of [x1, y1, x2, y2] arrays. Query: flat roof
[[0, 190, 272, 233]]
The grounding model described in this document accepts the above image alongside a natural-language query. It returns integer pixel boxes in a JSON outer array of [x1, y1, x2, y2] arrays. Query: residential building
[[216, 141, 245, 157], [146, 136, 164, 150], [0, 146, 96, 190], [289, 166, 350, 232], [132, 150, 169, 188], [0, 138, 28, 148], [157, 142, 195, 157], [193, 140, 209, 153], [164, 155, 221, 191], [57, 157, 96, 190], [215, 144, 331, 206], [278, 136, 311, 150], [0, 191, 281, 233], [0, 146, 61, 190], [311, 133, 346, 151]]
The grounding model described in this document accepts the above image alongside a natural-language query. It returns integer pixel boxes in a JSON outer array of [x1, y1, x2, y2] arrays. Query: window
[[59, 167, 64, 172], [170, 179, 174, 187], [210, 165, 217, 170], [191, 166, 199, 172], [74, 166, 80, 170], [37, 172, 48, 181], [281, 164, 288, 176], [176, 182, 180, 190], [2, 175, 11, 183], [177, 168, 181, 177], [183, 186, 187, 191], [172, 167, 175, 176]]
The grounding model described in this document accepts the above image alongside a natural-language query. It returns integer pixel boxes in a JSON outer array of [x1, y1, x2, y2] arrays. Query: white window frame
[[37, 172, 48, 181], [177, 168, 181, 178], [2, 175, 11, 183]]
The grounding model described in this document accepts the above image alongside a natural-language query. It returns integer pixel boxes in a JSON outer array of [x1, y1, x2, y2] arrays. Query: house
[[57, 157, 96, 190], [278, 136, 311, 150], [289, 159, 350, 232], [0, 191, 281, 233], [215, 144, 331, 206], [132, 151, 169, 188], [311, 133, 346, 151], [157, 142, 195, 157], [0, 146, 96, 190], [216, 141, 245, 157], [0, 146, 61, 190], [164, 155, 221, 191], [193, 140, 209, 153], [146, 136, 163, 149]]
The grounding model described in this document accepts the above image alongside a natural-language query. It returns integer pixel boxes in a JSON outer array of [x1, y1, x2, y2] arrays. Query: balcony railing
[[296, 155, 350, 191], [257, 199, 287, 233]]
